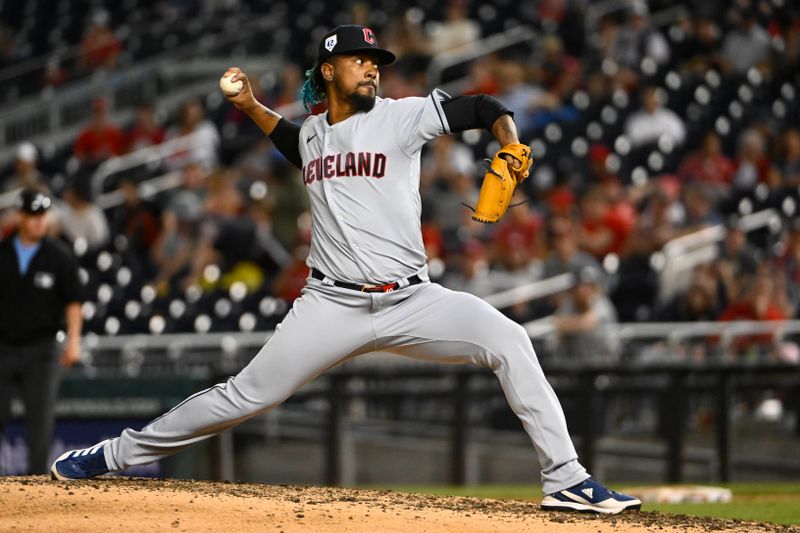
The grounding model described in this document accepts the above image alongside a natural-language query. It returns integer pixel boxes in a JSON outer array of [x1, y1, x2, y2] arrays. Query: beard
[[347, 93, 375, 113], [348, 90, 376, 112], [333, 77, 376, 112]]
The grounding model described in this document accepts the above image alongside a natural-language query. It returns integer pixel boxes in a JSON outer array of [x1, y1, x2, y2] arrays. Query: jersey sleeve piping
[[430, 88, 451, 135]]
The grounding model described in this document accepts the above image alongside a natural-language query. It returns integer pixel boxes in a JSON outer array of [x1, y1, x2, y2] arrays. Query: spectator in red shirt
[[587, 143, 616, 183], [598, 176, 636, 225], [273, 245, 310, 302], [546, 186, 576, 217], [463, 56, 501, 96], [718, 272, 788, 355], [125, 102, 165, 153], [578, 186, 634, 259], [421, 220, 444, 263], [73, 98, 124, 165], [490, 194, 543, 261], [79, 10, 121, 71], [678, 131, 735, 197]]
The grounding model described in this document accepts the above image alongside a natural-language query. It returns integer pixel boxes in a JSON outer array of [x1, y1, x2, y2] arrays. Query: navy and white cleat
[[541, 477, 642, 514], [50, 440, 111, 481]]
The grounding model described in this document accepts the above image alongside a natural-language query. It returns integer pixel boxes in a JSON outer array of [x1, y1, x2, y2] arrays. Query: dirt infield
[[0, 477, 795, 532]]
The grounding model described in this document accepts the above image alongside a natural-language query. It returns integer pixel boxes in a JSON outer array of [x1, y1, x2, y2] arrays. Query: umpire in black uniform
[[0, 188, 84, 474]]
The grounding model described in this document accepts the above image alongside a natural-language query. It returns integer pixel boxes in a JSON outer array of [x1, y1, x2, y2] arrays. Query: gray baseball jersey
[[98, 90, 590, 494], [298, 91, 451, 284]]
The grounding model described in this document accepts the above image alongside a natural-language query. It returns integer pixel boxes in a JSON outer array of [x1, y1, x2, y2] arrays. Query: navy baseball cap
[[18, 188, 52, 214], [317, 25, 396, 66]]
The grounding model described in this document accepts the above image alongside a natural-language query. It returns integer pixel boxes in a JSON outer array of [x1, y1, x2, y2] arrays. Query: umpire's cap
[[317, 25, 396, 66], [18, 188, 52, 214]]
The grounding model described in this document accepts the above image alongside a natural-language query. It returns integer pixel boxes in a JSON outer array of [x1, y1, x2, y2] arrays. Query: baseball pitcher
[[52, 25, 640, 514]]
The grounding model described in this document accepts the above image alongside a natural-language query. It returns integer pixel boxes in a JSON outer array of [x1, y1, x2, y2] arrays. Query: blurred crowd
[[1, 0, 799, 364], [1, 8, 122, 95]]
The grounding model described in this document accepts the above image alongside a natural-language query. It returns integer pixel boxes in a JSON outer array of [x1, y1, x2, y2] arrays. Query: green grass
[[370, 483, 800, 526], [644, 483, 800, 526], [644, 501, 798, 525]]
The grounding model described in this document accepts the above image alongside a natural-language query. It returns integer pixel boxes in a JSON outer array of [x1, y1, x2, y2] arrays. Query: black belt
[[311, 268, 423, 293]]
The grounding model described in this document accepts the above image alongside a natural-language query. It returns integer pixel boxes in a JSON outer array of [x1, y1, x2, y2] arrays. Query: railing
[[64, 319, 800, 484], [314, 362, 799, 485], [0, 22, 542, 175], [0, 5, 234, 96], [653, 208, 782, 302], [94, 170, 183, 210], [49, 360, 800, 484], [526, 319, 799, 341], [89, 130, 206, 198], [480, 207, 782, 310], [78, 319, 800, 370], [2, 17, 535, 171], [482, 272, 574, 309], [0, 137, 199, 212], [87, 95, 304, 199], [0, 14, 285, 168], [425, 25, 538, 90], [584, 0, 689, 37], [332, 361, 797, 485]]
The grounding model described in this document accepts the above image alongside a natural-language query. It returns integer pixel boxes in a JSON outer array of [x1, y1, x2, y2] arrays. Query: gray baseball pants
[[104, 279, 588, 493]]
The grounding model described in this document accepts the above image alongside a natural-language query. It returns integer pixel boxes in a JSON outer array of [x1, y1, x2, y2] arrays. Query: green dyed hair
[[301, 65, 327, 111]]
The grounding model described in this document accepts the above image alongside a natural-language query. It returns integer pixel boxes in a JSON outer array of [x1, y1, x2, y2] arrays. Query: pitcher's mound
[[0, 476, 785, 532]]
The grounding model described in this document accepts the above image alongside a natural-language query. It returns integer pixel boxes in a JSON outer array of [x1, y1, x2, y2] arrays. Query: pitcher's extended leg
[[374, 283, 587, 494], [102, 283, 376, 471]]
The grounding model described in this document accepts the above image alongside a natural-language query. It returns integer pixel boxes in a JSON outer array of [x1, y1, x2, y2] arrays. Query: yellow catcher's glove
[[471, 143, 533, 223]]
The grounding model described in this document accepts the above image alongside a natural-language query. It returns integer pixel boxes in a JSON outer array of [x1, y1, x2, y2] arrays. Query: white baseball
[[219, 74, 244, 96]]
